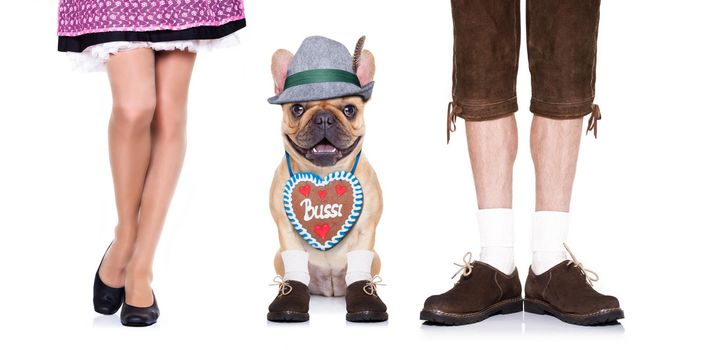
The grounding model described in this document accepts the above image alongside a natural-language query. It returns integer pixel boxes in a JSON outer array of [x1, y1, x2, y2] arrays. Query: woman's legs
[[101, 48, 157, 288], [125, 50, 196, 306]]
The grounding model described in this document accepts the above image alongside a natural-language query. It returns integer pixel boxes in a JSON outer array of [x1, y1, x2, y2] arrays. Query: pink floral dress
[[57, 0, 246, 71]]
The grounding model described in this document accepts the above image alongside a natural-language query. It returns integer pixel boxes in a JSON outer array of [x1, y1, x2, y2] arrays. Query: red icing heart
[[299, 184, 311, 197], [335, 184, 346, 197], [314, 224, 330, 239], [318, 190, 327, 199]]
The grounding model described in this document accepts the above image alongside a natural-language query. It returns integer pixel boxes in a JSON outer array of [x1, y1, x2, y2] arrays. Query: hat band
[[284, 69, 361, 90]]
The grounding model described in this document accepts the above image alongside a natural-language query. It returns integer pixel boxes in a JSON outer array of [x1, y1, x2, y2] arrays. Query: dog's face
[[280, 97, 365, 167], [271, 48, 375, 167]]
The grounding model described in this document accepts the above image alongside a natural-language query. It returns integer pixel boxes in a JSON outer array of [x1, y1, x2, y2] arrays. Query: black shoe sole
[[346, 311, 389, 323], [120, 293, 159, 327], [267, 311, 310, 322], [524, 298, 624, 326], [121, 320, 157, 327], [420, 297, 523, 326], [94, 305, 121, 315]]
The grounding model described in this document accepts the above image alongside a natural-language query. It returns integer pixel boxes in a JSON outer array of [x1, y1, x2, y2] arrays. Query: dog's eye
[[290, 104, 305, 118], [343, 105, 357, 118]]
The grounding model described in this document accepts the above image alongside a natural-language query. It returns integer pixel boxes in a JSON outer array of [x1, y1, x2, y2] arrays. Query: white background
[[1, 0, 701, 348]]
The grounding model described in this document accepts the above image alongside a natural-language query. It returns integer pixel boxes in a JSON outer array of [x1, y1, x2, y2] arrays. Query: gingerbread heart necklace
[[282, 151, 363, 251]]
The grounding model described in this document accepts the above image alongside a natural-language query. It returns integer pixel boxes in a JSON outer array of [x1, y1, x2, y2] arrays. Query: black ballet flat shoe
[[93, 244, 125, 315], [120, 292, 160, 327]]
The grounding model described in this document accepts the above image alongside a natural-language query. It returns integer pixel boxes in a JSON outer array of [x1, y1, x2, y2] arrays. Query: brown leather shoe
[[267, 278, 310, 322], [525, 245, 624, 326], [421, 253, 523, 325], [345, 277, 388, 322]]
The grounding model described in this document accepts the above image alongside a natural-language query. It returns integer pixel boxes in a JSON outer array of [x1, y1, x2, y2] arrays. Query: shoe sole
[[524, 298, 624, 326], [94, 306, 120, 315], [267, 311, 310, 322], [346, 311, 389, 323], [420, 297, 523, 326], [121, 320, 157, 327]]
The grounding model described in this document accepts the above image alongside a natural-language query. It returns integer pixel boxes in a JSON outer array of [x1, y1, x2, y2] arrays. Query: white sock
[[477, 208, 515, 274], [281, 250, 310, 285], [531, 211, 569, 275], [345, 250, 374, 285]]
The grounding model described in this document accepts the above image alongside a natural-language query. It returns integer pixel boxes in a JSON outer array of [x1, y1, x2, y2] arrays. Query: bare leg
[[125, 50, 196, 306], [101, 49, 157, 288], [465, 115, 518, 209], [531, 116, 583, 212]]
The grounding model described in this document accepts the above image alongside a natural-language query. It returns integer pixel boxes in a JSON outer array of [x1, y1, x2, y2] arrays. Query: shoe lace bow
[[452, 252, 474, 282], [270, 275, 293, 296], [363, 275, 385, 296], [564, 243, 600, 286]]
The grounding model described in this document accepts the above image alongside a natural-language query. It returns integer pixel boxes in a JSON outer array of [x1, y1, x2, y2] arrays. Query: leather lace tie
[[446, 101, 460, 144], [586, 104, 602, 139]]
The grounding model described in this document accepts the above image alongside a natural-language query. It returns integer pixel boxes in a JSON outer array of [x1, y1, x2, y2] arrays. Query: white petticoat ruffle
[[67, 32, 240, 72]]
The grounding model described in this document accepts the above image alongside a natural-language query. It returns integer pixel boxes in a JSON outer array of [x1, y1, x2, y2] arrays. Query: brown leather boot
[[525, 245, 624, 326], [421, 253, 523, 325], [267, 279, 310, 322], [345, 278, 388, 322]]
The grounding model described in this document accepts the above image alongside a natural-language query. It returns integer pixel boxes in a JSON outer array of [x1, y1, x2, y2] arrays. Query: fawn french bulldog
[[266, 36, 387, 323]]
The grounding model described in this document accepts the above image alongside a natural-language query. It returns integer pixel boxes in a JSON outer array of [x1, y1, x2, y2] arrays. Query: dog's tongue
[[313, 144, 337, 153]]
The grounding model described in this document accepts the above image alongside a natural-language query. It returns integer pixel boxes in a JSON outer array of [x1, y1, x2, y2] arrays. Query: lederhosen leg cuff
[[527, 0, 602, 137], [448, 0, 520, 138]]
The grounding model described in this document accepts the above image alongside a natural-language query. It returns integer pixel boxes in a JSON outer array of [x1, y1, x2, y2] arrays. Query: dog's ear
[[355, 50, 375, 86], [271, 49, 293, 95]]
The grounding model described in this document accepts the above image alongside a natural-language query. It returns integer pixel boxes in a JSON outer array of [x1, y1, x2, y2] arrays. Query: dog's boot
[[524, 246, 624, 326], [420, 253, 523, 326], [345, 278, 388, 322], [267, 279, 310, 322]]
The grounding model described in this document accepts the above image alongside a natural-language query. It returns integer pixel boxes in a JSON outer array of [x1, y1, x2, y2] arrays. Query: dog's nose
[[313, 111, 335, 128]]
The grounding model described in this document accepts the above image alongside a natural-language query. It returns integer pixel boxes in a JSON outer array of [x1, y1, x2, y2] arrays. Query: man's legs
[[526, 115, 623, 326], [467, 116, 517, 274], [526, 0, 600, 274], [421, 0, 523, 326], [529, 116, 582, 274], [450, 0, 522, 275], [524, 0, 623, 326]]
